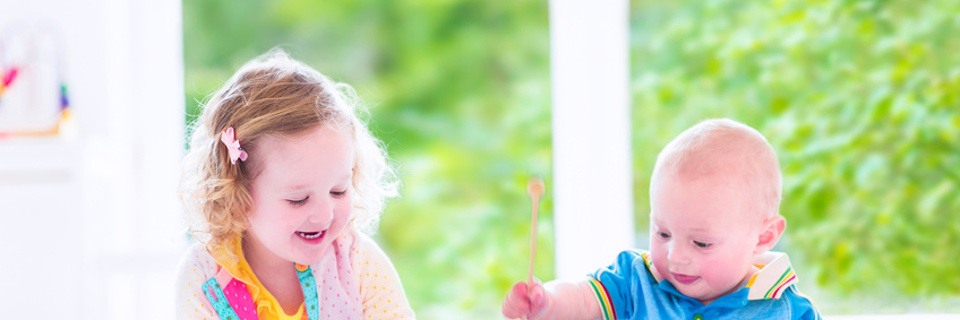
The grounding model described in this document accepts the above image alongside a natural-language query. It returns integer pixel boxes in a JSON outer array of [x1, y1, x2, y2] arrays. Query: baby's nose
[[667, 245, 691, 265]]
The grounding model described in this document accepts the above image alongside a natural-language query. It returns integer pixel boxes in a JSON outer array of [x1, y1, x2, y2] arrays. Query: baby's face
[[649, 173, 764, 305], [244, 124, 355, 266]]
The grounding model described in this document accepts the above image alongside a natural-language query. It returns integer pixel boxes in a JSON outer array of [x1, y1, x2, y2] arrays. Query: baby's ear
[[754, 215, 785, 254]]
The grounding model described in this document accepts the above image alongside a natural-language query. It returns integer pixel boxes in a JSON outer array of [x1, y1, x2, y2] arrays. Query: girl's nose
[[307, 199, 334, 225]]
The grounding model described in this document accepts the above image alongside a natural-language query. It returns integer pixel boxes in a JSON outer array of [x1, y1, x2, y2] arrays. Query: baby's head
[[181, 49, 397, 262], [648, 118, 785, 305]]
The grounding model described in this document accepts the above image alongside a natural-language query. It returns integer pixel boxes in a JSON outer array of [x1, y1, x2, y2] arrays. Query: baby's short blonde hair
[[651, 118, 782, 219], [180, 49, 398, 254]]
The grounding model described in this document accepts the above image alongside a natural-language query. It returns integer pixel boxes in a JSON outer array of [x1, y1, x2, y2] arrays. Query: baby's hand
[[502, 281, 549, 320]]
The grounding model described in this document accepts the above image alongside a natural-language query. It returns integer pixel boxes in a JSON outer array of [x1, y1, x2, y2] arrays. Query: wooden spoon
[[526, 178, 545, 288]]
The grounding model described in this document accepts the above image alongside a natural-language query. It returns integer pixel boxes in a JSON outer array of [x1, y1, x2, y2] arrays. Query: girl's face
[[649, 172, 764, 305], [245, 124, 355, 266]]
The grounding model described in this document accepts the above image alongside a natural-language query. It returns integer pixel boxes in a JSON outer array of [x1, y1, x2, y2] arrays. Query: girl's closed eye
[[693, 240, 712, 248], [330, 189, 348, 197], [288, 196, 309, 207]]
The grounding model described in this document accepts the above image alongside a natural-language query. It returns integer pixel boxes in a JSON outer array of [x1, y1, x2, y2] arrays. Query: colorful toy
[[0, 65, 72, 139], [0, 66, 17, 95]]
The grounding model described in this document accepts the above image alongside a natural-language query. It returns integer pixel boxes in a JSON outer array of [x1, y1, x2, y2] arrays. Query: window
[[629, 0, 960, 315], [183, 1, 552, 318]]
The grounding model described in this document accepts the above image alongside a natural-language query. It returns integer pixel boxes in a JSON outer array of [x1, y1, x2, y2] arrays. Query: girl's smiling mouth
[[296, 231, 324, 240]]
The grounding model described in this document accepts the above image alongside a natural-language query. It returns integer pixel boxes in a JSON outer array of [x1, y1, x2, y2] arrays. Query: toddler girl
[[176, 49, 414, 320]]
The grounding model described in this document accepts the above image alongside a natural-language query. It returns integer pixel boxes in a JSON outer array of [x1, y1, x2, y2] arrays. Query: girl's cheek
[[339, 196, 354, 213]]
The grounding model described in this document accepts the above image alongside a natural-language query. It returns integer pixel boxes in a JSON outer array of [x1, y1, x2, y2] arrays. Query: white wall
[[0, 0, 183, 318]]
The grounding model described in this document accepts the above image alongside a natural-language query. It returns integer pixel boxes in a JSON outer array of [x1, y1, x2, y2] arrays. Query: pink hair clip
[[220, 127, 248, 164]]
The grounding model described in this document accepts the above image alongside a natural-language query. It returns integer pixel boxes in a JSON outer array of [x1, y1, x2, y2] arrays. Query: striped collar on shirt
[[639, 250, 798, 300]]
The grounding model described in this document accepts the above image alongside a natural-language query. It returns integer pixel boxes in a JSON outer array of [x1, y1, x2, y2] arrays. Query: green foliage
[[185, 0, 960, 316], [630, 0, 960, 311], [183, 1, 551, 318]]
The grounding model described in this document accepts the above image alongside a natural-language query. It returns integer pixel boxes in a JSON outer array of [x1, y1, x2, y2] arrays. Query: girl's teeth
[[298, 232, 322, 239]]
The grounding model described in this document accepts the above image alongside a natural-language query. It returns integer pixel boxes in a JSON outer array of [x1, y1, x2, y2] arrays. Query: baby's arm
[[502, 278, 602, 320]]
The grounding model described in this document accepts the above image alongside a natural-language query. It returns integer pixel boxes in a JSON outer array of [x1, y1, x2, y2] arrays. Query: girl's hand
[[502, 281, 549, 320]]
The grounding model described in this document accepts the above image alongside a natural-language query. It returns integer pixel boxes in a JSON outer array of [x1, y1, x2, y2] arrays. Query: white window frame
[[549, 0, 635, 279]]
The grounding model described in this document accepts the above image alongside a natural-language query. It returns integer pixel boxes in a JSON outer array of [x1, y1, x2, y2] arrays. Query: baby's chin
[[683, 290, 723, 305], [672, 282, 724, 305]]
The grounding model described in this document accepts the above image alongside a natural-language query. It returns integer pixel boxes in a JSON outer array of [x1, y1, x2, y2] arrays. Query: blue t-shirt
[[589, 250, 821, 320]]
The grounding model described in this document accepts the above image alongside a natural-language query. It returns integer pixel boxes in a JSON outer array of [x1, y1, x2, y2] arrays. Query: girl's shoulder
[[337, 227, 390, 260], [175, 243, 221, 318], [337, 228, 415, 318], [176, 242, 219, 282]]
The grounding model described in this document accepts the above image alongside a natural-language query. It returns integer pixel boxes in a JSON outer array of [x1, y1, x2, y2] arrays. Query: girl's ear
[[754, 215, 785, 254]]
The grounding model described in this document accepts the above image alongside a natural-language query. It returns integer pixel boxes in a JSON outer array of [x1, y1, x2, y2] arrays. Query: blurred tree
[[185, 0, 960, 316], [630, 0, 960, 313], [183, 0, 552, 318]]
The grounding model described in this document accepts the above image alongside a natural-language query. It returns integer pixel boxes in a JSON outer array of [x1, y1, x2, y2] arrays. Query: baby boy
[[502, 119, 821, 320]]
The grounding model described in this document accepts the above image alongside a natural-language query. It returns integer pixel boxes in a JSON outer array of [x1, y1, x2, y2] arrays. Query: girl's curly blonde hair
[[180, 49, 398, 255]]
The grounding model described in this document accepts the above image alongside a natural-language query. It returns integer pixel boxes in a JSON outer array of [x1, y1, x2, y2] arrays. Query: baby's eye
[[288, 196, 309, 207], [330, 189, 348, 197], [658, 232, 671, 239], [694, 241, 712, 248]]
